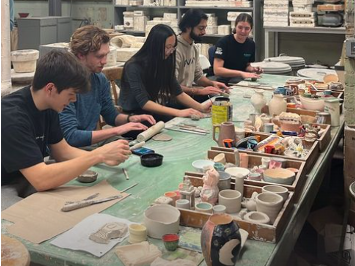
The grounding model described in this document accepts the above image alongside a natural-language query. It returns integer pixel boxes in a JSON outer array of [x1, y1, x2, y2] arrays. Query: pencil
[[123, 168, 129, 180]]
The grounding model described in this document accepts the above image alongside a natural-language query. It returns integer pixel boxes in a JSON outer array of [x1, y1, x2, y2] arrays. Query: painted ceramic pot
[[201, 214, 241, 266]]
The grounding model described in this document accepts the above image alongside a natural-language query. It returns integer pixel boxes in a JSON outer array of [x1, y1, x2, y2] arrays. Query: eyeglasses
[[165, 46, 176, 53]]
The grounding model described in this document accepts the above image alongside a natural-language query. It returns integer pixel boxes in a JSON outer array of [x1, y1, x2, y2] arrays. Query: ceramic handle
[[212, 124, 220, 144], [137, 121, 164, 142]]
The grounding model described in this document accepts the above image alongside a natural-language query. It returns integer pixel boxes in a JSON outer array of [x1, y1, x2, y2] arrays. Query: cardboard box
[[308, 206, 355, 266]]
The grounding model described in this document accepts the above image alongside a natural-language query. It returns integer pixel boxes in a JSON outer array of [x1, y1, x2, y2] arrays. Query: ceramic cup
[[214, 153, 226, 164], [235, 127, 245, 142], [223, 139, 234, 148], [263, 123, 274, 133], [213, 205, 227, 214], [214, 162, 225, 172], [128, 224, 147, 243], [218, 189, 242, 214], [164, 191, 179, 206], [217, 171, 231, 191], [195, 202, 213, 213], [262, 185, 289, 202], [255, 192, 284, 224], [175, 199, 190, 209], [261, 157, 271, 168]]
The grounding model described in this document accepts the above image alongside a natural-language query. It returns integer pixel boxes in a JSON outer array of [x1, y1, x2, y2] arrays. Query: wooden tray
[[205, 151, 306, 192], [245, 123, 331, 152], [210, 143, 319, 174], [179, 176, 295, 243]]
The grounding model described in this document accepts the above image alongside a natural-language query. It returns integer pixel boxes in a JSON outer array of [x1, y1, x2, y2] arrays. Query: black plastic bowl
[[141, 153, 163, 167]]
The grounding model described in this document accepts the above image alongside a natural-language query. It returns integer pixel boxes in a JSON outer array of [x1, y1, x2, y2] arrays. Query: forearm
[[181, 84, 204, 96], [21, 153, 103, 191], [245, 65, 254, 72], [115, 113, 129, 126], [143, 100, 180, 117], [196, 76, 214, 87], [176, 93, 204, 112], [91, 127, 121, 144], [214, 67, 245, 78]]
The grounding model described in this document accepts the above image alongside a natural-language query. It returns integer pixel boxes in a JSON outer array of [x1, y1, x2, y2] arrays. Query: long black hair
[[123, 24, 177, 104]]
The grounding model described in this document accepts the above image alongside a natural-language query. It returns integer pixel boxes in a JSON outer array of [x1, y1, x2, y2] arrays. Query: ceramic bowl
[[195, 202, 213, 213], [263, 168, 295, 185], [141, 153, 163, 167], [217, 171, 231, 190], [192, 159, 215, 173], [144, 204, 180, 239], [162, 233, 179, 251], [76, 170, 98, 183], [243, 211, 270, 225], [262, 185, 289, 202], [18, 12, 29, 18], [299, 95, 324, 111], [225, 167, 250, 178]]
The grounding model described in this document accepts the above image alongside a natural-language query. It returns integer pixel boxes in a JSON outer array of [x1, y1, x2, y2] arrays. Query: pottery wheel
[[10, 69, 34, 84], [297, 68, 337, 82], [152, 133, 172, 141]]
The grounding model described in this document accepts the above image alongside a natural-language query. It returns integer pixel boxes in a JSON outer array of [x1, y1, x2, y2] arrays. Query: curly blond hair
[[70, 25, 110, 57]]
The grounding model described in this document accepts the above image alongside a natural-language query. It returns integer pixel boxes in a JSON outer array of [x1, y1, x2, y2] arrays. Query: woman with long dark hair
[[118, 24, 211, 122], [213, 13, 263, 84]]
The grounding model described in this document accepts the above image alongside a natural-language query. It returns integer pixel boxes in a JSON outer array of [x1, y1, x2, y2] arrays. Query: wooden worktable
[[1, 74, 344, 266]]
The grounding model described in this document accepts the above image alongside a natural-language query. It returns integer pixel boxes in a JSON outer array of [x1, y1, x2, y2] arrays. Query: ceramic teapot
[[213, 122, 236, 147]]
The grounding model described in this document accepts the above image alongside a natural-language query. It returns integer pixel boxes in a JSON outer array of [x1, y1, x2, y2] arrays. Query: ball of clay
[[191, 114, 200, 121], [76, 170, 98, 183]]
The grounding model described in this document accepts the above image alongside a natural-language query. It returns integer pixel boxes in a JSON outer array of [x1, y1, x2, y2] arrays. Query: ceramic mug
[[218, 189, 242, 214], [223, 139, 234, 148], [264, 145, 275, 154]]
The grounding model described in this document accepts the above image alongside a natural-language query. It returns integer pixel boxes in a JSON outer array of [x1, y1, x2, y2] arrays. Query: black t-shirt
[[1, 86, 63, 185], [214, 34, 256, 72]]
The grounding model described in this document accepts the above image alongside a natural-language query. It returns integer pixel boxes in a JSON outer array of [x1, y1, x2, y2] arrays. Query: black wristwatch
[[126, 114, 133, 122]]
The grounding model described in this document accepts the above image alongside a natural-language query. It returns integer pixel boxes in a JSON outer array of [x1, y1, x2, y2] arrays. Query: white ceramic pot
[[218, 189, 241, 214], [243, 211, 270, 225], [268, 94, 287, 117], [250, 90, 266, 114], [11, 49, 39, 73], [256, 192, 283, 224], [262, 185, 289, 202], [144, 204, 180, 239], [175, 199, 190, 209], [213, 205, 226, 214]]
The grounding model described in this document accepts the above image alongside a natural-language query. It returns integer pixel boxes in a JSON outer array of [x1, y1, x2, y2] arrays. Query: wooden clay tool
[[61, 195, 122, 212]]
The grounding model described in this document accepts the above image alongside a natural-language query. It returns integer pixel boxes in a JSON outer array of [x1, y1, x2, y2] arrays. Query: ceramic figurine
[[200, 167, 220, 205], [201, 214, 242, 266], [179, 178, 195, 209]]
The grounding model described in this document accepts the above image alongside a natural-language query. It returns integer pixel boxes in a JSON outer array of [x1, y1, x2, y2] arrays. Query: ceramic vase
[[250, 90, 266, 114], [268, 94, 287, 117], [201, 214, 241, 266]]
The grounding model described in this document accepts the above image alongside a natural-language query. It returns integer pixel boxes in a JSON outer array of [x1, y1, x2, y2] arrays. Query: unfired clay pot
[[255, 192, 283, 224], [201, 214, 241, 266], [268, 94, 287, 117], [250, 90, 266, 114], [243, 211, 270, 225], [11, 49, 39, 73], [143, 204, 180, 239], [218, 189, 241, 214]]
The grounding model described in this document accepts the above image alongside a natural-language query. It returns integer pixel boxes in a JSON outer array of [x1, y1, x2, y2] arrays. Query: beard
[[190, 31, 202, 43]]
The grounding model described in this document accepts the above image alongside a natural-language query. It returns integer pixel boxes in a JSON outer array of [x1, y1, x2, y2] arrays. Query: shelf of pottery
[[264, 0, 345, 28], [112, 0, 262, 59]]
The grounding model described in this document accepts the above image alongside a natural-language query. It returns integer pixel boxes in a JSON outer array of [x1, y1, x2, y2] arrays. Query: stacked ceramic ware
[[263, 0, 289, 27]]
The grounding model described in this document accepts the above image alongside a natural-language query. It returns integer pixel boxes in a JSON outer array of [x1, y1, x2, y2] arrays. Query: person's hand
[[96, 139, 131, 166], [212, 81, 230, 93], [241, 72, 261, 79], [252, 66, 263, 74], [115, 122, 148, 135], [178, 108, 203, 118], [198, 86, 223, 96], [201, 101, 212, 113], [129, 114, 156, 125]]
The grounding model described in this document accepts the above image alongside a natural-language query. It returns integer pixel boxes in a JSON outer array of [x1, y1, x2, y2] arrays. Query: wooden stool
[[1, 235, 30, 266]]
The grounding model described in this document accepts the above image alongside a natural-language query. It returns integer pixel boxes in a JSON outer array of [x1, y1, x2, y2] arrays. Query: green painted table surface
[[1, 74, 344, 266]]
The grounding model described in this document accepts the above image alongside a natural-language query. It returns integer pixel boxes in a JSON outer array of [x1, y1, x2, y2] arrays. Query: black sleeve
[[214, 36, 228, 60], [1, 122, 44, 173], [48, 111, 64, 145]]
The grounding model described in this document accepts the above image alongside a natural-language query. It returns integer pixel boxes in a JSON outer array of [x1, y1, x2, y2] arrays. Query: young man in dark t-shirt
[[213, 13, 263, 85], [1, 50, 131, 210]]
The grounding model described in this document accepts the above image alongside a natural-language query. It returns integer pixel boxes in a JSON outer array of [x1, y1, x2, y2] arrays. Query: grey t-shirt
[[118, 61, 183, 112]]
